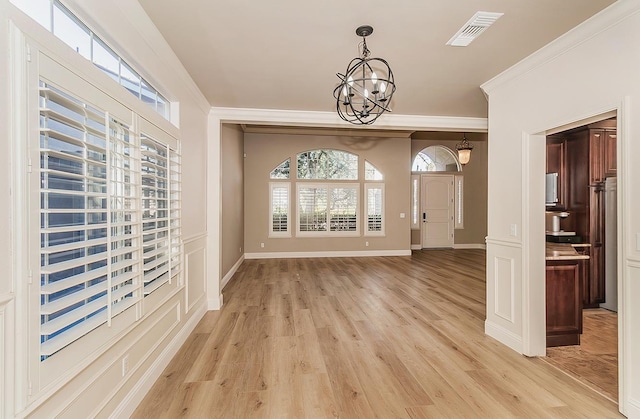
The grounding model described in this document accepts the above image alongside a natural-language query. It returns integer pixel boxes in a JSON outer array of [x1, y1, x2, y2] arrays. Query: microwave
[[546, 172, 558, 206]]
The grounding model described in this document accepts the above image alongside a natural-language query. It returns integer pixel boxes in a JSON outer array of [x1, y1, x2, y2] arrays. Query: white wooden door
[[421, 174, 454, 248]]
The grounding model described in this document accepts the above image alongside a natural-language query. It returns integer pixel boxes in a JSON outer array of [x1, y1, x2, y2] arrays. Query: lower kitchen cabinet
[[546, 259, 586, 347]]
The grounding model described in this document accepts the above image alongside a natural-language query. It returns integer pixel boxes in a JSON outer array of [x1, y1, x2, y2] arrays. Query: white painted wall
[[1, 0, 211, 416], [482, 1, 640, 416]]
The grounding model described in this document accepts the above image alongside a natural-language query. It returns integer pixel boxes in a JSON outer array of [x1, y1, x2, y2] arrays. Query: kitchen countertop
[[546, 243, 590, 260]]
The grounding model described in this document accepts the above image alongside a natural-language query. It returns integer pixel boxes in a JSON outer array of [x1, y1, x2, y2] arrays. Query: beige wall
[[221, 124, 245, 278], [244, 132, 411, 254], [410, 133, 488, 246]]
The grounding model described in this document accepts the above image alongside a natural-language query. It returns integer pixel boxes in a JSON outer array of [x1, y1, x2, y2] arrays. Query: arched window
[[267, 150, 386, 238], [270, 158, 290, 179], [412, 146, 461, 172], [297, 149, 358, 180]]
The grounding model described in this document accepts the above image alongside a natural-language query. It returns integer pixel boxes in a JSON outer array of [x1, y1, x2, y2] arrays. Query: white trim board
[[221, 255, 244, 290], [245, 250, 411, 259], [211, 107, 488, 133], [484, 320, 523, 354], [109, 300, 208, 419], [453, 244, 486, 250]]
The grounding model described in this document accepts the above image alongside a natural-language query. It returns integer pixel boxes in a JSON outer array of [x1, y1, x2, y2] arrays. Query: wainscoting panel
[[184, 234, 207, 314], [494, 256, 515, 322], [485, 238, 523, 353]]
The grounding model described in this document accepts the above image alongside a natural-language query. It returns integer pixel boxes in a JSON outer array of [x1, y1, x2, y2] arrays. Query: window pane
[[11, 0, 51, 30], [271, 185, 289, 233], [413, 146, 460, 172], [367, 187, 383, 232], [120, 62, 141, 99], [92, 38, 120, 82], [140, 79, 157, 107], [297, 149, 358, 180], [53, 3, 91, 59], [157, 94, 169, 119], [298, 187, 327, 232], [365, 160, 383, 180], [270, 159, 290, 179], [329, 187, 357, 232]]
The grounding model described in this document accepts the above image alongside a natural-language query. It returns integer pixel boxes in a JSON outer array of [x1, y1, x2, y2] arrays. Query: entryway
[[421, 174, 454, 248]]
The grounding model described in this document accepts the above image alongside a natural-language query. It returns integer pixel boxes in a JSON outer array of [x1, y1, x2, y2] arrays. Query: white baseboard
[[221, 255, 244, 290], [484, 320, 523, 354], [244, 249, 411, 259], [411, 244, 421, 250], [110, 301, 208, 418], [453, 243, 487, 250], [624, 397, 640, 418]]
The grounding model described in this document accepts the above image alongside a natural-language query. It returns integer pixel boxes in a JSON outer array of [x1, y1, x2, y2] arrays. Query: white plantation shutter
[[169, 147, 182, 279], [269, 183, 290, 237], [108, 117, 142, 317], [365, 184, 384, 236], [141, 135, 171, 295], [39, 82, 141, 358], [297, 184, 359, 236], [38, 79, 181, 360]]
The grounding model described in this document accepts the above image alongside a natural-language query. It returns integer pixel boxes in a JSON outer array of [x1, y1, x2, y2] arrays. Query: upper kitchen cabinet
[[546, 136, 567, 210], [604, 130, 617, 177], [588, 119, 617, 184]]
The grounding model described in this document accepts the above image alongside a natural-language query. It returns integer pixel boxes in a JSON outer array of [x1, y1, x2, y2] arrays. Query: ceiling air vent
[[446, 11, 504, 47]]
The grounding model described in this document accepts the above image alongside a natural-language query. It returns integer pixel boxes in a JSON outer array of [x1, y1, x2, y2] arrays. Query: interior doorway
[[421, 174, 454, 249], [542, 115, 619, 402]]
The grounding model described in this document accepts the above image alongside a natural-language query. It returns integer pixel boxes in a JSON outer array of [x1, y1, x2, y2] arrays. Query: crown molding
[[210, 107, 487, 133], [481, 0, 640, 95]]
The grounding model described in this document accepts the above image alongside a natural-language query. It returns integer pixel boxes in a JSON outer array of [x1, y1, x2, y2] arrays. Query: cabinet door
[[589, 130, 604, 184], [604, 130, 617, 177], [586, 187, 605, 306], [546, 139, 566, 209], [546, 261, 582, 346]]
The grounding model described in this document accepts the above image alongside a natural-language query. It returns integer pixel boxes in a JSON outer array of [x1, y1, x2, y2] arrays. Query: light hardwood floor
[[133, 249, 622, 418], [545, 308, 618, 402]]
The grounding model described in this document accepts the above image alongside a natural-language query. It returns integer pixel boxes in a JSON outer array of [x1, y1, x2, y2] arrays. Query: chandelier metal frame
[[333, 25, 396, 125]]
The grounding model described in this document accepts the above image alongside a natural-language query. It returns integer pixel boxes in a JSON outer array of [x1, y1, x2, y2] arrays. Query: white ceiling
[[138, 0, 616, 119]]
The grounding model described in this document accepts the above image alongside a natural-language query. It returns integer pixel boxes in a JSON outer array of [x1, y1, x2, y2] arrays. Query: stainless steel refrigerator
[[601, 177, 618, 312]]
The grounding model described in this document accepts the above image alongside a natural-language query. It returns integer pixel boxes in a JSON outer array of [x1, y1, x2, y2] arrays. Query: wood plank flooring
[[133, 250, 622, 418], [544, 308, 618, 402]]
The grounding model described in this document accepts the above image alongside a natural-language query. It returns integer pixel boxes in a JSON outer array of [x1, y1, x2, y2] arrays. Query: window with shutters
[[365, 184, 384, 236], [267, 150, 390, 238], [269, 182, 290, 237], [38, 80, 181, 360], [297, 184, 359, 237]]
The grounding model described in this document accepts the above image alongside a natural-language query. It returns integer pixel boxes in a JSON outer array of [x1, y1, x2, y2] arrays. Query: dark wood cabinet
[[604, 130, 617, 177], [546, 137, 566, 210], [546, 259, 584, 347], [546, 118, 615, 308]]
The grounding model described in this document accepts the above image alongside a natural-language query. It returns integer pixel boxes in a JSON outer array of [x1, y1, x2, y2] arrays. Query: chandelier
[[333, 25, 396, 125], [456, 133, 474, 165]]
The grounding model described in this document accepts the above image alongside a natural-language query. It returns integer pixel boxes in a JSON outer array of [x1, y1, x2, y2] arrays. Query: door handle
[[423, 212, 427, 222]]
